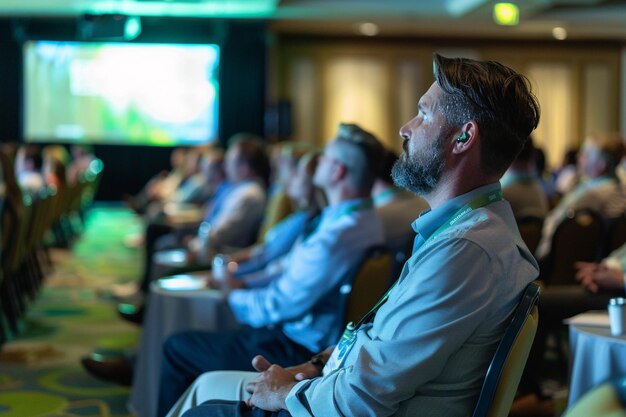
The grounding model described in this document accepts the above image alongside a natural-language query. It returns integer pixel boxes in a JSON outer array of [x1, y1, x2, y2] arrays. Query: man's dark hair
[[433, 54, 541, 176], [229, 133, 271, 187], [515, 136, 534, 163]]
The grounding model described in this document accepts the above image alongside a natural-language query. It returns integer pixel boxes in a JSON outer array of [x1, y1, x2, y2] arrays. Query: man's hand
[[245, 363, 297, 411], [575, 261, 624, 293], [250, 355, 321, 382], [243, 354, 324, 412], [219, 262, 244, 297]]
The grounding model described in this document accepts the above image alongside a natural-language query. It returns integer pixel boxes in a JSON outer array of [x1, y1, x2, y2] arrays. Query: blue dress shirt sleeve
[[227, 223, 345, 328], [234, 211, 308, 277]]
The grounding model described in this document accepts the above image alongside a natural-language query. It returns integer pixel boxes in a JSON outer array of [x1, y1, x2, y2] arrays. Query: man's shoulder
[[228, 181, 267, 201], [315, 208, 384, 246], [419, 202, 518, 258]]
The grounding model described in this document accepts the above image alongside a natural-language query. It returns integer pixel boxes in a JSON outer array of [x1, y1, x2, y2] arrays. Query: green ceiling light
[[493, 2, 519, 26], [124, 16, 141, 40]]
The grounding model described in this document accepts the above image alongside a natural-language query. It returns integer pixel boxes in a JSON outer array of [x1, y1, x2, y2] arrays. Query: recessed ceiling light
[[552, 27, 568, 40], [358, 22, 379, 36]]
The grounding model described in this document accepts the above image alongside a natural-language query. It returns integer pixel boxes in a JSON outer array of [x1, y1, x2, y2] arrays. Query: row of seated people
[[80, 54, 541, 417], [124, 145, 217, 223], [79, 57, 542, 415], [0, 143, 103, 345], [502, 131, 626, 261], [81, 123, 430, 410], [502, 131, 626, 408], [12, 142, 101, 245], [110, 130, 428, 322]]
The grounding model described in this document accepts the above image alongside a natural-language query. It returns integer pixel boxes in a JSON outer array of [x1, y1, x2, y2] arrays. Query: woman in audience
[[257, 142, 311, 241]]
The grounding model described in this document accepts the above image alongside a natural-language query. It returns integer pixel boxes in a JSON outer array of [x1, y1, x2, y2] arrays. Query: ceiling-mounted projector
[[78, 14, 141, 41]]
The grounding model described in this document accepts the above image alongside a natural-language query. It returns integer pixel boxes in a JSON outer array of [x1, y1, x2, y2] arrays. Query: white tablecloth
[[128, 275, 240, 417], [568, 318, 626, 406]]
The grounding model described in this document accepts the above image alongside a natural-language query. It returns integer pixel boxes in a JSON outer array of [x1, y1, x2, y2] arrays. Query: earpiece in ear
[[457, 132, 470, 143]]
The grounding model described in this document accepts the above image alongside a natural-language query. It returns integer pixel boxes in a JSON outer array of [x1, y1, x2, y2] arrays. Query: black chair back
[[516, 216, 544, 254], [543, 209, 605, 285]]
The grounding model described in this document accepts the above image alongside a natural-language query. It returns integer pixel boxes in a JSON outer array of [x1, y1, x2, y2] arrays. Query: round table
[[128, 274, 240, 417], [568, 322, 626, 407]]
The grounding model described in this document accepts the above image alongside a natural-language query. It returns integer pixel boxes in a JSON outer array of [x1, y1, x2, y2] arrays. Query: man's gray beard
[[391, 142, 445, 196]]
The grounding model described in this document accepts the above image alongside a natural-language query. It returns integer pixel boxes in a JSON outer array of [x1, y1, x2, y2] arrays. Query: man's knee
[[163, 332, 193, 364]]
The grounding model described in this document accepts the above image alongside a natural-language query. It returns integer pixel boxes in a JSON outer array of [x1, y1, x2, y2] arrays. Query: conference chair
[[603, 214, 626, 259], [516, 215, 544, 255], [256, 189, 293, 243], [471, 282, 540, 417], [542, 209, 605, 286], [563, 376, 626, 417], [339, 246, 392, 326]]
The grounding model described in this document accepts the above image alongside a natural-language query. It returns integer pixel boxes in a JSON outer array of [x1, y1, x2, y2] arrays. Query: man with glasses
[[169, 54, 541, 417], [155, 123, 386, 417]]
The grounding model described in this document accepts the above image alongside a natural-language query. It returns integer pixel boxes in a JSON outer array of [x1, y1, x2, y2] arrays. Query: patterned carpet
[[0, 205, 144, 417]]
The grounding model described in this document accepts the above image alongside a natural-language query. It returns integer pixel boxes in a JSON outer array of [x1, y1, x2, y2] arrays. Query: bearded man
[[165, 53, 542, 417]]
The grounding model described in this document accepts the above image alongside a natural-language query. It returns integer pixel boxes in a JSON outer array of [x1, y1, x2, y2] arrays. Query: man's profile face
[[313, 141, 339, 190], [224, 145, 243, 182], [392, 83, 452, 195]]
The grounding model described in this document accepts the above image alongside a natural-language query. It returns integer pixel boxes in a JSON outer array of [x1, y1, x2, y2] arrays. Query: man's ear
[[452, 121, 478, 155], [332, 162, 347, 182]]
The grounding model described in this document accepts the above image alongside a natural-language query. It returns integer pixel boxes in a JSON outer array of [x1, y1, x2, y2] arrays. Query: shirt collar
[[322, 197, 372, 220], [411, 182, 501, 241]]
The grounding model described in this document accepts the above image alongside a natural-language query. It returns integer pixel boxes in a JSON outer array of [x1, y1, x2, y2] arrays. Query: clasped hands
[[244, 355, 322, 411], [575, 261, 624, 293]]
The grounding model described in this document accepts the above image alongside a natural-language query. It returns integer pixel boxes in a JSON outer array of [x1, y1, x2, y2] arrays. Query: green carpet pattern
[[0, 205, 143, 417]]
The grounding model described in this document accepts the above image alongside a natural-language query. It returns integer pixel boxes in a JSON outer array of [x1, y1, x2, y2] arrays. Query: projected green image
[[24, 41, 219, 146]]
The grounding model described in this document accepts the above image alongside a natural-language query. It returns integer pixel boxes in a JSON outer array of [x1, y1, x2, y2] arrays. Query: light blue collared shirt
[[228, 198, 385, 353], [286, 183, 539, 417], [233, 211, 312, 288]]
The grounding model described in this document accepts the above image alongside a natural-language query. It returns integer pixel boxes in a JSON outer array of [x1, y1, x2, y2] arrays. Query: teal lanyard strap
[[334, 198, 373, 220], [348, 189, 503, 330]]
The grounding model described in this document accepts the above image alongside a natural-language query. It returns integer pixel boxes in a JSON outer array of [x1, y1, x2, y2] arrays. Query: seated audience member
[[576, 242, 626, 294], [14, 144, 45, 194], [257, 142, 311, 241], [66, 144, 97, 185], [80, 151, 325, 388], [155, 123, 386, 416], [183, 135, 270, 260], [42, 144, 71, 169], [125, 136, 268, 303], [161, 54, 541, 417], [372, 148, 429, 258], [553, 148, 580, 197], [142, 147, 209, 223], [535, 132, 626, 260], [501, 136, 549, 219], [113, 148, 226, 298], [42, 154, 67, 191], [519, 234, 626, 405], [126, 147, 188, 215], [225, 150, 326, 288]]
